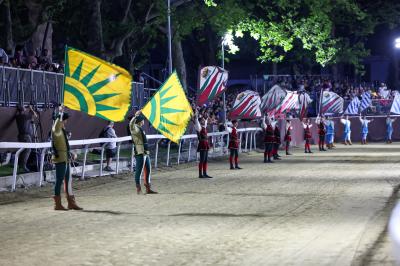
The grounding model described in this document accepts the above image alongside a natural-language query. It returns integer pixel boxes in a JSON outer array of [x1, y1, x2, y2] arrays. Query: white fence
[[0, 128, 262, 191]]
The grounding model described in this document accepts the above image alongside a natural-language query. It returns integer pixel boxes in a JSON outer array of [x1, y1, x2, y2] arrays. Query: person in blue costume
[[386, 115, 396, 144], [359, 114, 374, 145]]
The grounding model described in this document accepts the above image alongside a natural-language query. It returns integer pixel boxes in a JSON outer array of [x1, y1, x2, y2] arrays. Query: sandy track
[[0, 144, 399, 266]]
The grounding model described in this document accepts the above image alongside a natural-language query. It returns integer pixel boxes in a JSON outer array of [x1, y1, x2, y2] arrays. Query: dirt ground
[[1, 143, 400, 266]]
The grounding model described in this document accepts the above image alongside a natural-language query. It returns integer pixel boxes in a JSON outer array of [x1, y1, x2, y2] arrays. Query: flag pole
[[221, 39, 226, 123], [167, 0, 173, 75]]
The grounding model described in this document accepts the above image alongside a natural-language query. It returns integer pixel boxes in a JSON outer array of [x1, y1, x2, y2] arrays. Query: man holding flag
[[129, 111, 157, 194]]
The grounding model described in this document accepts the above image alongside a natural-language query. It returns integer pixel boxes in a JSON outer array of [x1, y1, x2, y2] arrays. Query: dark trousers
[[198, 150, 209, 174], [229, 149, 238, 166], [134, 154, 151, 186], [18, 134, 32, 168], [54, 162, 71, 196], [264, 143, 273, 161]]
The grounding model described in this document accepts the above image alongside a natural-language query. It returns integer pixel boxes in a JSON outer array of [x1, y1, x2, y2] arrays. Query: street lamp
[[395, 38, 400, 49]]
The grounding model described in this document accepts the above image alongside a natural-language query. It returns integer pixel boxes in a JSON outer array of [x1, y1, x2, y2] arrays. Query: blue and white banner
[[344, 96, 361, 114], [359, 92, 372, 113]]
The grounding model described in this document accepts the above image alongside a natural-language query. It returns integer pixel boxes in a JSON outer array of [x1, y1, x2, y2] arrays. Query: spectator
[[38, 49, 52, 65], [103, 121, 117, 172], [15, 104, 38, 172]]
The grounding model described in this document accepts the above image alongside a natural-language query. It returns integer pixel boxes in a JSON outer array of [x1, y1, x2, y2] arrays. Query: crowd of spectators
[[0, 46, 63, 73]]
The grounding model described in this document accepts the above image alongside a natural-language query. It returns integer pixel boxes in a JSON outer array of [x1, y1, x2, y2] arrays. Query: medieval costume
[[262, 116, 274, 163], [303, 120, 313, 153], [51, 111, 82, 211], [129, 113, 157, 194], [195, 113, 212, 178], [227, 120, 241, 169], [284, 120, 293, 155]]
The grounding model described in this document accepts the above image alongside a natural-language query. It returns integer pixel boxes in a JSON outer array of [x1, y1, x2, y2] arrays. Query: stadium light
[[395, 38, 400, 49]]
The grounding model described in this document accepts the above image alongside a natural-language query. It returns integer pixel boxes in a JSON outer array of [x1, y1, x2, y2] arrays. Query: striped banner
[[298, 92, 312, 119], [320, 91, 344, 114], [391, 93, 400, 114], [344, 96, 361, 114], [273, 91, 299, 115], [197, 66, 228, 105], [260, 85, 286, 112], [359, 92, 372, 113], [229, 90, 261, 119]]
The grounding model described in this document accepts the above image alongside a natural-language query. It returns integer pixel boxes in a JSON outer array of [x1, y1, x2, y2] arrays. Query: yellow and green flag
[[63, 46, 132, 122], [142, 71, 193, 143]]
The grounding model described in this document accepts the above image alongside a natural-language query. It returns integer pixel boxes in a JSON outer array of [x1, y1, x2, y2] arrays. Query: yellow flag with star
[[142, 71, 193, 143], [63, 46, 132, 122]]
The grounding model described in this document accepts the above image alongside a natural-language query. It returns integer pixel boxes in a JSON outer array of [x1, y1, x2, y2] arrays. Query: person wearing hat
[[302, 118, 313, 153], [226, 119, 241, 170], [262, 115, 275, 163], [194, 110, 212, 178], [129, 110, 157, 194], [51, 105, 82, 211], [284, 119, 293, 155]]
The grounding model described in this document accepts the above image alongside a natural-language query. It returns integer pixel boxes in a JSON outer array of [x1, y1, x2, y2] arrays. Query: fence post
[[166, 140, 171, 166], [81, 145, 88, 180], [39, 148, 46, 186], [99, 143, 106, 176], [177, 140, 182, 165], [188, 140, 192, 162], [116, 142, 121, 174], [155, 139, 160, 168], [239, 132, 243, 153], [12, 148, 24, 192]]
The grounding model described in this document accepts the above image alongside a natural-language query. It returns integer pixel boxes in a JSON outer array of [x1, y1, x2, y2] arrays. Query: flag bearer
[[129, 110, 157, 194], [303, 118, 313, 153], [273, 120, 282, 160], [194, 111, 212, 178], [262, 115, 275, 163], [340, 115, 352, 145], [284, 119, 293, 155], [325, 116, 335, 149], [359, 114, 374, 145], [386, 115, 396, 143], [316, 116, 327, 151], [51, 105, 82, 211], [226, 120, 242, 169]]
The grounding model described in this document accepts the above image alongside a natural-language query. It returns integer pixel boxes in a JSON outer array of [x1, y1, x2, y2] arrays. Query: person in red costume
[[226, 119, 242, 170], [194, 110, 212, 178], [303, 118, 313, 153]]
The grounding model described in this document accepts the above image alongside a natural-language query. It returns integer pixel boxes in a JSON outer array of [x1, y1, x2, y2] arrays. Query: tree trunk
[[172, 37, 187, 92], [272, 62, 278, 75], [3, 0, 13, 53], [84, 0, 104, 57]]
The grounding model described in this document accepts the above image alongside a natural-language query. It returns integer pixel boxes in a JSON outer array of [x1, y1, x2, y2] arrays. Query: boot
[[136, 184, 142, 194], [67, 195, 83, 210], [230, 164, 235, 170], [203, 172, 213, 178], [235, 164, 242, 169], [199, 169, 206, 178], [53, 195, 68, 211], [144, 184, 158, 194]]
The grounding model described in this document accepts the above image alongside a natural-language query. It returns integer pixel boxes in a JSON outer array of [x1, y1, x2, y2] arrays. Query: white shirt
[[195, 116, 207, 132], [302, 123, 312, 129]]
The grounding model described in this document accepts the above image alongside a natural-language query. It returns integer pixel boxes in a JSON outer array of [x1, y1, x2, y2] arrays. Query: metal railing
[[0, 128, 262, 191]]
